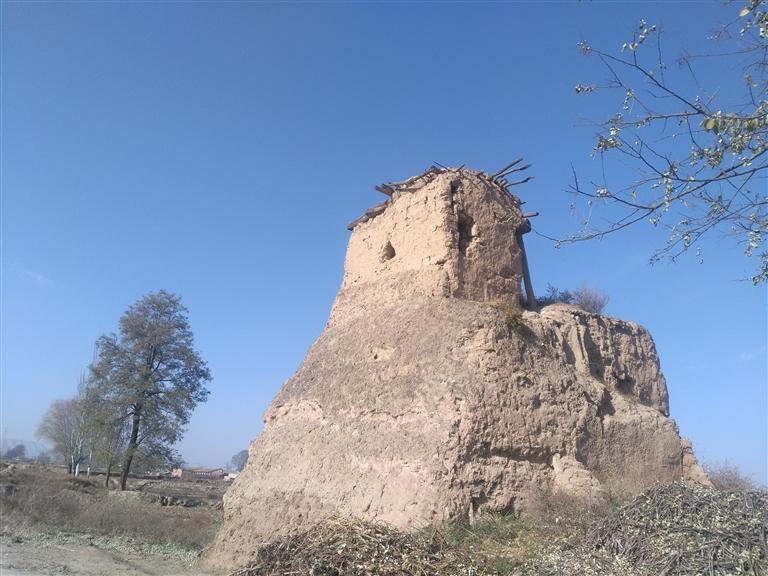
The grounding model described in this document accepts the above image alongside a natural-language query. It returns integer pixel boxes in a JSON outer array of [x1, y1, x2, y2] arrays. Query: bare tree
[[81, 381, 129, 487], [89, 290, 211, 490], [705, 461, 761, 491], [566, 1, 767, 283], [572, 286, 610, 314], [37, 396, 89, 475]]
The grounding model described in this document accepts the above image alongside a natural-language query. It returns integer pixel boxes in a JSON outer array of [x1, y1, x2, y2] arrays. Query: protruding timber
[[516, 218, 537, 311]]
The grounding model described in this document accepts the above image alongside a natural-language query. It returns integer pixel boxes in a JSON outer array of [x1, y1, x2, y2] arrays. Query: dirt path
[[1, 532, 219, 576]]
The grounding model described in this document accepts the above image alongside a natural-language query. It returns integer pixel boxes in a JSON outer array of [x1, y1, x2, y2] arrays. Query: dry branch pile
[[230, 516, 500, 576], [523, 481, 767, 576], [588, 482, 767, 576], [230, 483, 766, 576]]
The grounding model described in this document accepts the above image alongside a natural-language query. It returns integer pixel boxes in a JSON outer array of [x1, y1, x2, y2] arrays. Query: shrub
[[537, 284, 574, 307], [522, 484, 613, 539], [489, 300, 535, 340], [537, 284, 609, 314], [705, 461, 762, 491], [572, 286, 610, 314]]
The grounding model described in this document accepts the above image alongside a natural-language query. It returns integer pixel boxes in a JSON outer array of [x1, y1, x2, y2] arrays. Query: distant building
[[171, 466, 227, 480]]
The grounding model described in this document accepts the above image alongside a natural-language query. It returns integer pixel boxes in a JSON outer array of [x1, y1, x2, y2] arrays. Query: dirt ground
[[1, 531, 220, 576], [0, 462, 227, 576]]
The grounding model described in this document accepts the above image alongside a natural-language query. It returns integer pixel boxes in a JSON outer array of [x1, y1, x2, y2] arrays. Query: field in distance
[[0, 460, 226, 576]]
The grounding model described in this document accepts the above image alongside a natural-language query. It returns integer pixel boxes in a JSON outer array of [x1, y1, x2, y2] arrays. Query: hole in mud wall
[[616, 375, 635, 396], [380, 240, 396, 262], [457, 212, 473, 256]]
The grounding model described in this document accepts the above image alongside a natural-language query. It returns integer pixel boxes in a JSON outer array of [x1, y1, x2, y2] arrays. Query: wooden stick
[[507, 176, 534, 187], [385, 166, 441, 189], [347, 201, 389, 230], [516, 233, 538, 311], [498, 163, 532, 178], [347, 215, 367, 230], [491, 158, 523, 178]]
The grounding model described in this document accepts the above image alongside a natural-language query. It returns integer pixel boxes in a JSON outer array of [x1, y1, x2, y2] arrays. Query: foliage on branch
[[230, 449, 249, 472], [569, 1, 768, 284], [89, 290, 211, 489]]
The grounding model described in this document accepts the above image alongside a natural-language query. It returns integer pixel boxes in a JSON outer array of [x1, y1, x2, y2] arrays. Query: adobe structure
[[338, 162, 533, 309], [208, 164, 708, 570]]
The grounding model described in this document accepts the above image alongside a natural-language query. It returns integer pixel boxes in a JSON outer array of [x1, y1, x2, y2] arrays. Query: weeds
[[446, 512, 523, 547], [0, 465, 220, 550], [523, 484, 614, 538], [445, 513, 524, 573], [488, 300, 534, 339]]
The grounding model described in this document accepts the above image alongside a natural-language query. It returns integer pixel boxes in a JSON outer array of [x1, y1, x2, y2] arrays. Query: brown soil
[[1, 530, 219, 576]]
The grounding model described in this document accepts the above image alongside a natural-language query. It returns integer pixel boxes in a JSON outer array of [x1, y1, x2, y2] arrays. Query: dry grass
[[0, 464, 220, 550], [522, 485, 614, 534], [10, 462, 762, 576], [228, 482, 766, 576], [444, 513, 526, 573], [487, 300, 535, 341]]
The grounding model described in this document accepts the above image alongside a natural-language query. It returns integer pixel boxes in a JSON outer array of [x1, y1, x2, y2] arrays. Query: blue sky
[[2, 1, 766, 482]]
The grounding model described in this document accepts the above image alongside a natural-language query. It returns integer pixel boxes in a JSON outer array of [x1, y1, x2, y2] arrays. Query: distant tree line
[[2, 444, 27, 460], [230, 449, 249, 472], [36, 291, 211, 490]]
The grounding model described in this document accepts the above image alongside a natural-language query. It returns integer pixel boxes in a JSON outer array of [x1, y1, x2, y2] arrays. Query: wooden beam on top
[[491, 158, 523, 178]]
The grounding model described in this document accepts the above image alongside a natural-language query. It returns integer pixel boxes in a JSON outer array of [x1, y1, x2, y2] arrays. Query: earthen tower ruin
[[208, 166, 708, 570]]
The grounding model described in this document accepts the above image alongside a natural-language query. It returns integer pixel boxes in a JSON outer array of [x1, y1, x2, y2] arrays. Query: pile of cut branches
[[230, 483, 766, 576], [525, 481, 768, 576], [230, 515, 500, 576], [588, 481, 767, 576]]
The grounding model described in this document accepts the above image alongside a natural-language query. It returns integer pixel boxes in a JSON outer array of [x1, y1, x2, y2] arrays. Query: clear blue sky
[[2, 1, 766, 482]]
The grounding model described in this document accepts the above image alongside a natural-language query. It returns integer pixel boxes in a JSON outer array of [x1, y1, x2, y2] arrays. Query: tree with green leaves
[[230, 449, 249, 472], [89, 290, 211, 490], [2, 444, 26, 460], [568, 0, 767, 283]]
